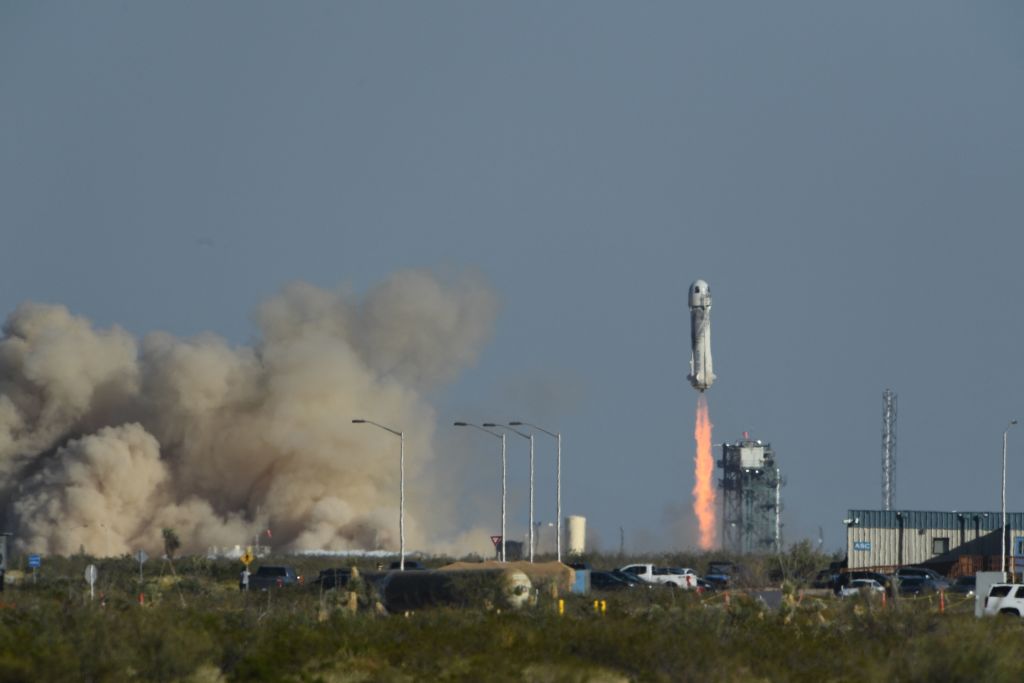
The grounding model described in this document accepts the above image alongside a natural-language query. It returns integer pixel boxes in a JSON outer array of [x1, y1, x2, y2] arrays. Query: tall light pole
[[454, 422, 507, 562], [510, 421, 562, 563], [353, 419, 405, 571], [485, 424, 535, 562], [1003, 419, 1018, 580]]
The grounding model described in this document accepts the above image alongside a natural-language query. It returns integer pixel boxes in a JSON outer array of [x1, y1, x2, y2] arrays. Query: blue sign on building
[[28, 554, 41, 568], [853, 541, 871, 552]]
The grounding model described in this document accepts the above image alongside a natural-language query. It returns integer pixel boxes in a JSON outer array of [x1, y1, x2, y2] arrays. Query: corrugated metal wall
[[846, 510, 1024, 569]]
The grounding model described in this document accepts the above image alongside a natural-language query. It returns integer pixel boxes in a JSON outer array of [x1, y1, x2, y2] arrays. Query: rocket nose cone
[[690, 279, 709, 295]]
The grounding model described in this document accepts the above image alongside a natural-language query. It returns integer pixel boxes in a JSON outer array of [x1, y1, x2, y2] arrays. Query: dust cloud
[[0, 271, 496, 556]]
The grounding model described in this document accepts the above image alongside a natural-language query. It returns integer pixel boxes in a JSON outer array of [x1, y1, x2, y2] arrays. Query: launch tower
[[718, 436, 782, 553]]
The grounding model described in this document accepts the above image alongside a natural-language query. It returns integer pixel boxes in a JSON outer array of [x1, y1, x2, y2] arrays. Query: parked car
[[695, 578, 717, 592], [704, 560, 736, 588], [983, 583, 1024, 617], [839, 579, 885, 598], [667, 567, 698, 577], [656, 567, 698, 588], [949, 576, 976, 596], [896, 567, 950, 590], [703, 574, 730, 589], [610, 570, 647, 587], [590, 571, 639, 591], [314, 568, 352, 590], [249, 565, 303, 590], [835, 571, 891, 594], [617, 564, 697, 589], [851, 571, 891, 584], [897, 576, 942, 596]]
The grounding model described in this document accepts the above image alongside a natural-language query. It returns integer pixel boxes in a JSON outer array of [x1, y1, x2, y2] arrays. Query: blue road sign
[[28, 554, 41, 568]]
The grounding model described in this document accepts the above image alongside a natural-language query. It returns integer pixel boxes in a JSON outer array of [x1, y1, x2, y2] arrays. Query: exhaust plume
[[692, 394, 716, 549], [0, 270, 496, 556]]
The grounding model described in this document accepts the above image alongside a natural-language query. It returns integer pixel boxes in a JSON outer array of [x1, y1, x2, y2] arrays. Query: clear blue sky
[[3, 1, 1024, 553]]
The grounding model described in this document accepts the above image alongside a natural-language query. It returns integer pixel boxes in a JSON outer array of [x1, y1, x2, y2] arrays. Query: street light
[[353, 419, 405, 571], [510, 421, 562, 563], [484, 423, 535, 562], [1003, 419, 1018, 580], [454, 422, 507, 562]]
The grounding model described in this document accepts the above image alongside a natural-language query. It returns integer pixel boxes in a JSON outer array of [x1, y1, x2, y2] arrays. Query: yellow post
[[600, 600, 607, 614], [593, 599, 599, 612], [558, 599, 564, 616]]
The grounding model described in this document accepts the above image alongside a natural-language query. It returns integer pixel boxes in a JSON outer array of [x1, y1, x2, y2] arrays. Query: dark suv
[[315, 568, 352, 590], [249, 565, 302, 590], [895, 567, 949, 590]]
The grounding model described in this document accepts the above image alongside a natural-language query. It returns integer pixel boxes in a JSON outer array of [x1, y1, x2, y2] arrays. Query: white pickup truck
[[617, 564, 698, 589]]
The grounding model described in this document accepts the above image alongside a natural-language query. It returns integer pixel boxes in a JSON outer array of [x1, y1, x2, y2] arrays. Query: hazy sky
[[3, 2, 1024, 554]]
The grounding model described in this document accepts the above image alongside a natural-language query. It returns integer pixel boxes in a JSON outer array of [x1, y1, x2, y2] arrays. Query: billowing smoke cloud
[[0, 271, 496, 556]]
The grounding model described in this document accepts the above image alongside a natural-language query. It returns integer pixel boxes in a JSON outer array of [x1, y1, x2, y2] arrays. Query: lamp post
[[353, 419, 405, 571], [510, 421, 562, 563], [484, 424, 535, 562], [454, 422, 506, 562], [1003, 419, 1018, 580]]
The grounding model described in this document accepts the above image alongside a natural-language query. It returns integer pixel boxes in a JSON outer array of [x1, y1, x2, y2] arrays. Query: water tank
[[566, 515, 586, 556]]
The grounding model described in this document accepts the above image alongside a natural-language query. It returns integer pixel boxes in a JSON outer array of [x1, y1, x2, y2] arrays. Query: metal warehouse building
[[846, 509, 1024, 574]]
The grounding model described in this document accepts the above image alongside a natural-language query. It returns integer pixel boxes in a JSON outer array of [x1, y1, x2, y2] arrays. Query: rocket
[[688, 279, 715, 392]]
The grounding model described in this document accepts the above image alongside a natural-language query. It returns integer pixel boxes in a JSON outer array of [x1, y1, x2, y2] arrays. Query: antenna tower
[[881, 389, 897, 510]]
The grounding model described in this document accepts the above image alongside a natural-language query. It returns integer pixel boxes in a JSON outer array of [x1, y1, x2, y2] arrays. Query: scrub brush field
[[0, 550, 1018, 682]]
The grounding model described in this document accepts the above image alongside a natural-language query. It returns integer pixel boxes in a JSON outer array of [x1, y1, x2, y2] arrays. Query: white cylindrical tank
[[566, 515, 586, 556]]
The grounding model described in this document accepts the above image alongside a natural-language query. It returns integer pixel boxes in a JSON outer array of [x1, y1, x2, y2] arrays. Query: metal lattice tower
[[719, 436, 781, 554], [882, 389, 897, 511]]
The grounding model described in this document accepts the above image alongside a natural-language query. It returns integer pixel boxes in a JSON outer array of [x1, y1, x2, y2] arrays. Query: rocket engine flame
[[692, 394, 716, 549]]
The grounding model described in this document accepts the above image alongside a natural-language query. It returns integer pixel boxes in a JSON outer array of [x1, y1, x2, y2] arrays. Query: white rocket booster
[[688, 279, 715, 392]]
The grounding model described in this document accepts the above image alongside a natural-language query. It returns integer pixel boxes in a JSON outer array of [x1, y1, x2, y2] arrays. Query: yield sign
[[490, 535, 502, 548]]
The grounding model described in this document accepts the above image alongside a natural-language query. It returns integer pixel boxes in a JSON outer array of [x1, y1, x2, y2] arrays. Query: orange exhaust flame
[[692, 394, 716, 549]]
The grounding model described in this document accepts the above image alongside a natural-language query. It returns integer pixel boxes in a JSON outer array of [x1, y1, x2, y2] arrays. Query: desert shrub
[[2, 553, 1024, 681]]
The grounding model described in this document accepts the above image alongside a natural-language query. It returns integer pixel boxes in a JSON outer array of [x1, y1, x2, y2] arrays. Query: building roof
[[847, 509, 1024, 531]]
